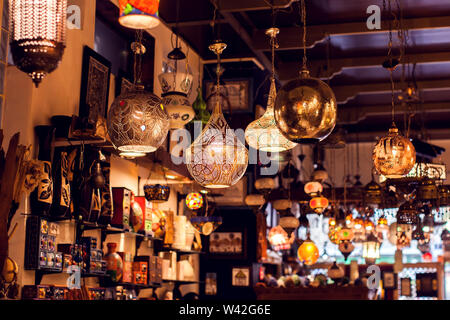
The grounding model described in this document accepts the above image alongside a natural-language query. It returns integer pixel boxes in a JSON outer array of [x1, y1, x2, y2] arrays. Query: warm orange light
[[297, 239, 319, 265], [328, 217, 336, 227], [309, 196, 329, 214], [365, 220, 375, 232], [304, 181, 323, 197]]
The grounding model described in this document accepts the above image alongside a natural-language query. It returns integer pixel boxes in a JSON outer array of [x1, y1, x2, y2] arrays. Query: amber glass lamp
[[118, 0, 160, 30], [309, 196, 329, 214], [373, 123, 416, 179], [274, 1, 336, 144], [297, 237, 319, 265], [304, 181, 323, 197], [185, 41, 248, 188], [245, 28, 297, 152]]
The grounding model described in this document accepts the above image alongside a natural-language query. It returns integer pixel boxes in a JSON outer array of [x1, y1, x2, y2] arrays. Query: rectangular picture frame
[[382, 271, 397, 289]]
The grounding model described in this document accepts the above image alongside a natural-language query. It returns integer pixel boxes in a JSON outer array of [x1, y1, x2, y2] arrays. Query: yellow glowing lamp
[[185, 192, 204, 210], [297, 238, 319, 265]]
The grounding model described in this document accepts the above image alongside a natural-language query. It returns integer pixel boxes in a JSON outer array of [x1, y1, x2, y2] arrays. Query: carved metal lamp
[[185, 41, 248, 188], [10, 0, 67, 87]]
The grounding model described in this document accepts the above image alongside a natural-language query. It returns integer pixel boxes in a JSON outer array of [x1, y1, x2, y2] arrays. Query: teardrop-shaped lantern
[[373, 123, 416, 179], [245, 78, 297, 152], [185, 41, 248, 188]]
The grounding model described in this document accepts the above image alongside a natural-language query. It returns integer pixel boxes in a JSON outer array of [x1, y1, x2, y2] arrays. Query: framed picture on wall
[[209, 232, 243, 254], [416, 273, 438, 297], [382, 272, 397, 289], [400, 278, 412, 297], [204, 79, 253, 114], [231, 267, 250, 287], [205, 273, 217, 295], [79, 46, 111, 129]]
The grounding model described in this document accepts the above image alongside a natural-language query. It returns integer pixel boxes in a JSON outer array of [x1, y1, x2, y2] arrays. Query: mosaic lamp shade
[[245, 78, 297, 152], [107, 89, 170, 158], [185, 192, 204, 210], [118, 0, 160, 30], [9, 0, 67, 87]]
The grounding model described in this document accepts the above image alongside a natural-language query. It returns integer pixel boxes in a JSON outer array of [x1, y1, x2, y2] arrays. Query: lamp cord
[[301, 0, 307, 70]]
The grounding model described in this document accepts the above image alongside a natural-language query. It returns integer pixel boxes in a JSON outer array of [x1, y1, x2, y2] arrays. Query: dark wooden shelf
[[157, 247, 204, 255], [162, 279, 202, 285]]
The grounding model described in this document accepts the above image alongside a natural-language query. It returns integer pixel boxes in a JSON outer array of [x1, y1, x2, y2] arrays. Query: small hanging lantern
[[185, 192, 204, 210], [304, 181, 323, 197], [352, 217, 366, 243], [118, 0, 160, 30], [364, 220, 375, 234], [362, 233, 380, 265], [279, 212, 300, 237], [337, 226, 354, 243], [268, 225, 292, 251], [338, 240, 354, 261], [345, 212, 354, 228], [396, 200, 417, 248], [417, 179, 438, 201], [422, 212, 435, 234], [297, 238, 319, 265], [244, 194, 265, 207], [438, 185, 450, 206], [254, 177, 276, 195], [143, 162, 171, 203], [10, 0, 67, 87], [364, 179, 382, 205], [309, 196, 329, 214]]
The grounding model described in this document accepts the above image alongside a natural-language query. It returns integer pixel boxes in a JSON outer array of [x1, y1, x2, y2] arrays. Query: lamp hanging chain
[[133, 30, 144, 86], [390, 68, 395, 124], [301, 0, 307, 70]]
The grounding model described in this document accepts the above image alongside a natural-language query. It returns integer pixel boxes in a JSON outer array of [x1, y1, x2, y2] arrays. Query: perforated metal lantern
[[417, 179, 438, 201], [118, 0, 160, 30], [185, 42, 248, 188], [396, 201, 417, 248], [274, 68, 337, 144], [372, 124, 416, 179], [364, 179, 382, 205], [10, 0, 67, 87], [107, 89, 170, 158], [245, 79, 297, 152]]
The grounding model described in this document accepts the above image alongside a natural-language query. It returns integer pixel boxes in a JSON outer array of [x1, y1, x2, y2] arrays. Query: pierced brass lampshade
[[10, 0, 67, 87], [185, 41, 248, 188], [245, 78, 297, 152], [274, 68, 337, 144], [107, 89, 170, 157], [372, 123, 416, 179]]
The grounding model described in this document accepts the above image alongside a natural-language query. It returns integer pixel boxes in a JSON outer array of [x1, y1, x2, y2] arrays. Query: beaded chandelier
[[10, 0, 67, 87], [185, 41, 248, 188]]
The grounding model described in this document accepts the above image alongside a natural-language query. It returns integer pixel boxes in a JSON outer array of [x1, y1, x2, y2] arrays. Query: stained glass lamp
[[185, 41, 248, 188], [186, 192, 203, 210], [118, 0, 160, 30]]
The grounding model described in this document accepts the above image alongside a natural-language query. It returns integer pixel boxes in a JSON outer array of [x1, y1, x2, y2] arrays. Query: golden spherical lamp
[[309, 196, 329, 214], [185, 42, 248, 188], [297, 238, 319, 265], [274, 68, 337, 144], [118, 0, 160, 30], [304, 181, 323, 197], [245, 79, 297, 152], [185, 192, 204, 210], [372, 124, 416, 179], [107, 89, 170, 157]]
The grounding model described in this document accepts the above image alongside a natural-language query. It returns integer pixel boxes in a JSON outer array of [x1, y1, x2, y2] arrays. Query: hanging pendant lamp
[[245, 28, 297, 152], [372, 11, 415, 178], [274, 0, 337, 144], [185, 41, 248, 188], [10, 0, 67, 87], [107, 31, 170, 158], [118, 0, 160, 30]]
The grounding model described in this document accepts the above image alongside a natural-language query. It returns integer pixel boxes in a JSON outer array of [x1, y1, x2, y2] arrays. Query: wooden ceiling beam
[[219, 0, 297, 12], [220, 11, 272, 71], [338, 102, 450, 124], [165, 19, 226, 28], [277, 51, 450, 80], [333, 79, 450, 104], [253, 15, 450, 51]]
